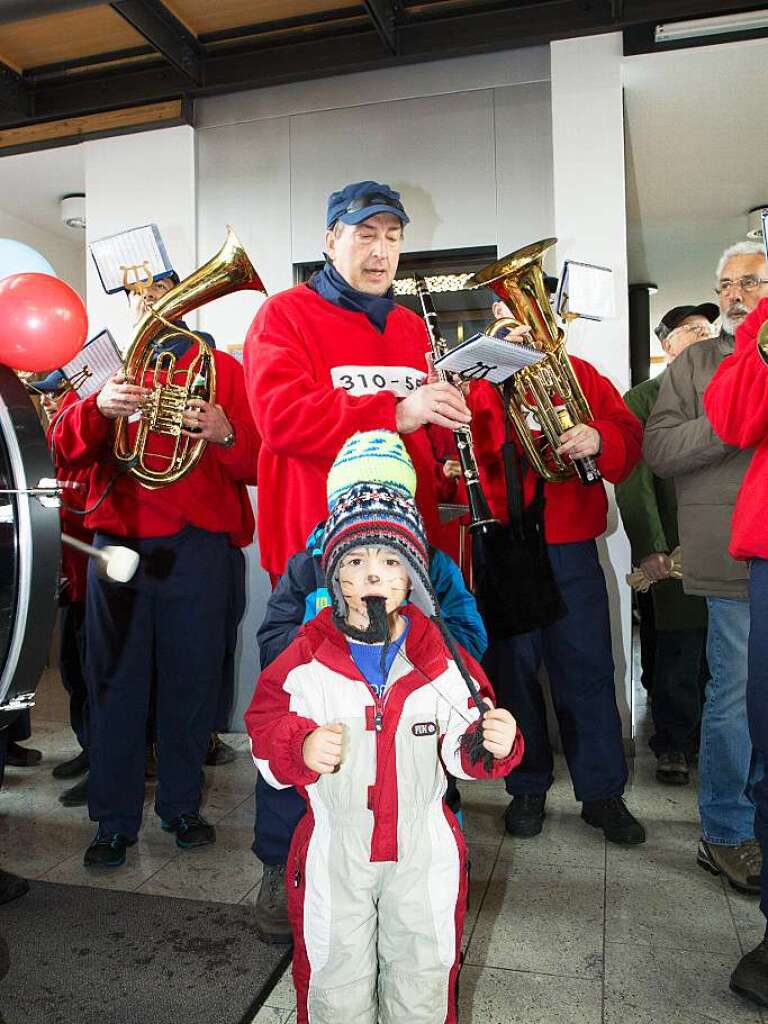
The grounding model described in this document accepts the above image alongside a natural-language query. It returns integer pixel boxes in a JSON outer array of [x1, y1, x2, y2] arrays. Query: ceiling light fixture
[[60, 193, 85, 230], [655, 10, 768, 44]]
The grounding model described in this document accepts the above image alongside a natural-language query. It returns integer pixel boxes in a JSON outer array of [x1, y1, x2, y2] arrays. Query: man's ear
[[325, 229, 336, 262]]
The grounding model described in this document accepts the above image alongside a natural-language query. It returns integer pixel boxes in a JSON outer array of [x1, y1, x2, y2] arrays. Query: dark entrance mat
[[0, 881, 291, 1024]]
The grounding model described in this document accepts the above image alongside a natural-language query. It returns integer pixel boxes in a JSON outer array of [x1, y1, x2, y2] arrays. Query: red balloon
[[0, 272, 88, 372]]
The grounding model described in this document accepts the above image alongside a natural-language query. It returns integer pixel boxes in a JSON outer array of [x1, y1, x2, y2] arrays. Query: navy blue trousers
[[482, 540, 628, 802], [60, 600, 88, 751], [748, 559, 768, 924], [85, 527, 230, 837]]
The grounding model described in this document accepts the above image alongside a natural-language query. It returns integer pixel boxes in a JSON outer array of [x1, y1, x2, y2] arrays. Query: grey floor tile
[[458, 965, 602, 1024], [43, 844, 174, 892], [136, 844, 261, 903], [604, 941, 762, 1023], [605, 826, 741, 955], [497, 806, 606, 869], [466, 856, 605, 978], [727, 887, 767, 954], [260, 964, 296, 1011], [249, 1007, 292, 1024]]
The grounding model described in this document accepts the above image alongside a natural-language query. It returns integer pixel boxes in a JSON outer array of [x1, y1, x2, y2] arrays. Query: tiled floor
[[1, 669, 766, 1023]]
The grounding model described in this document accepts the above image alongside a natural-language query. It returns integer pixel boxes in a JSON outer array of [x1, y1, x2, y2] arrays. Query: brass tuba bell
[[468, 238, 599, 484], [113, 227, 266, 489]]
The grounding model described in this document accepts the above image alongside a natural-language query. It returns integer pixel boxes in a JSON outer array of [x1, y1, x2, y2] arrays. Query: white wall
[[551, 33, 634, 735], [83, 125, 197, 352], [0, 208, 85, 297]]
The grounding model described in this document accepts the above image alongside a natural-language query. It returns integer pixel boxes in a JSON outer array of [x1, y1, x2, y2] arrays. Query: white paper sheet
[[61, 329, 124, 398], [89, 224, 173, 295], [557, 261, 615, 321], [433, 332, 545, 384]]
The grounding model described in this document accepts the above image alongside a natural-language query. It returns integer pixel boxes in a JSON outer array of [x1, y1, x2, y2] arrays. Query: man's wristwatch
[[220, 429, 236, 448]]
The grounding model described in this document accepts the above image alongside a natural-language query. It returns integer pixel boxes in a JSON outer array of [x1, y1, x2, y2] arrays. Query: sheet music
[[89, 224, 172, 294], [763, 210, 768, 265], [557, 260, 614, 321], [61, 329, 123, 398], [434, 332, 545, 384]]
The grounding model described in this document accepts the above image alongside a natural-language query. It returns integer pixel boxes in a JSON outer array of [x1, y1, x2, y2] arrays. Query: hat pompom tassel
[[431, 614, 495, 772]]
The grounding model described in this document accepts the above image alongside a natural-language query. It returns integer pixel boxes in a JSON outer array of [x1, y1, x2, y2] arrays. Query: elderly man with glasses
[[644, 240, 768, 895]]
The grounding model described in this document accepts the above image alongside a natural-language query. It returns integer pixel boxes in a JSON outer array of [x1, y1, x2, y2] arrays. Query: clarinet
[[414, 275, 500, 536]]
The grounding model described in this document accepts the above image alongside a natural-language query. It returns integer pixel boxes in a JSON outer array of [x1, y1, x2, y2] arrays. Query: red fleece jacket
[[50, 348, 260, 548], [244, 284, 453, 576], [704, 298, 768, 561], [468, 355, 643, 543]]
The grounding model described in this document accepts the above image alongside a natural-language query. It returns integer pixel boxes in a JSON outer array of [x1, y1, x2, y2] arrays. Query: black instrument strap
[[500, 382, 545, 539]]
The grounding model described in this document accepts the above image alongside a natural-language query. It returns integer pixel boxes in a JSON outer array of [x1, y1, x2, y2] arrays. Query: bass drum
[[0, 365, 60, 731]]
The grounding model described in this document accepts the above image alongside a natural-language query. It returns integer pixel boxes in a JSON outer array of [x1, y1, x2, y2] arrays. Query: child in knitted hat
[[245, 432, 523, 1024]]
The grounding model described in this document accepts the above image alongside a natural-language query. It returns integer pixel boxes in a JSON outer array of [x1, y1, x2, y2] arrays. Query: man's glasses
[[344, 193, 405, 215], [715, 275, 768, 296]]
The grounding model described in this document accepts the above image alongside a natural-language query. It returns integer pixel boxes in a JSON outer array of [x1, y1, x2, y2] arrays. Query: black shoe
[[83, 830, 135, 868], [204, 733, 237, 766], [59, 775, 88, 807], [52, 749, 89, 780], [0, 869, 29, 905], [731, 938, 768, 1007], [253, 863, 293, 945], [504, 794, 546, 837], [161, 812, 216, 849], [656, 751, 689, 786], [581, 796, 646, 845], [5, 741, 42, 768]]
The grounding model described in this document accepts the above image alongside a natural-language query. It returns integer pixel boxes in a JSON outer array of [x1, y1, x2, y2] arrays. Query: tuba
[[113, 227, 266, 489], [468, 238, 601, 485]]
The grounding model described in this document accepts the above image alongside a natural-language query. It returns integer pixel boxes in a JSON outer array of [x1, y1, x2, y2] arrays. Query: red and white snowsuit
[[245, 605, 524, 1024]]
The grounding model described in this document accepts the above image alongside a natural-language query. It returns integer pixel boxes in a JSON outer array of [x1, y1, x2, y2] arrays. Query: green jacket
[[616, 373, 707, 631]]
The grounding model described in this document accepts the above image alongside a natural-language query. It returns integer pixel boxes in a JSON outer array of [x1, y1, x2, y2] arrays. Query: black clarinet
[[414, 275, 500, 535]]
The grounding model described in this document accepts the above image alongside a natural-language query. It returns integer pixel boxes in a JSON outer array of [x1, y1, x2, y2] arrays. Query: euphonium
[[468, 238, 601, 486], [113, 227, 266, 489]]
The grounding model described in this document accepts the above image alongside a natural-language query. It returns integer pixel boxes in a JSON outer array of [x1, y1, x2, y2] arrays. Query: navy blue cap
[[32, 369, 66, 393], [326, 180, 410, 229]]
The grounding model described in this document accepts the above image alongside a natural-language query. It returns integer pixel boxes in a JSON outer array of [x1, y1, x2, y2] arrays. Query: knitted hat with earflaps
[[326, 430, 417, 511]]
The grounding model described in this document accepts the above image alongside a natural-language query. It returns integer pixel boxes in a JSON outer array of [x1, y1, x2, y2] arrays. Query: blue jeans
[[700, 596, 757, 844]]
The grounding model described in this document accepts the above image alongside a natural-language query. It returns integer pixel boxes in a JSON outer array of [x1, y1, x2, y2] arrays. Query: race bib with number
[[331, 365, 425, 398]]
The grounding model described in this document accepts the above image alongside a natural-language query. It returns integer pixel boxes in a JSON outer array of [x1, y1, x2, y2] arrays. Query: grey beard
[[722, 303, 749, 335]]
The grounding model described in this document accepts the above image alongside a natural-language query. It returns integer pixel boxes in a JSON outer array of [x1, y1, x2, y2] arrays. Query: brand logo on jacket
[[412, 721, 437, 737]]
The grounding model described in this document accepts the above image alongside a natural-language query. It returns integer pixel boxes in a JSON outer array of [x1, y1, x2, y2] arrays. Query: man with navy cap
[[243, 180, 471, 941]]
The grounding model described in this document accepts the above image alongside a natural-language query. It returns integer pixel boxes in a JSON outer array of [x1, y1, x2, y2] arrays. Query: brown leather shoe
[[697, 838, 761, 895]]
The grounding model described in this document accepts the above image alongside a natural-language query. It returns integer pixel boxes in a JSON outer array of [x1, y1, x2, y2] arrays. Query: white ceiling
[[624, 36, 768, 332], [0, 142, 85, 240]]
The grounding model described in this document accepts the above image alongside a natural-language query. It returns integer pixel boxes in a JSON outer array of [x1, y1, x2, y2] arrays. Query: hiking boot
[[204, 733, 237, 766], [697, 838, 761, 895], [253, 863, 293, 945], [0, 869, 29, 905], [5, 741, 42, 768], [582, 796, 646, 845], [504, 794, 546, 837], [656, 750, 689, 786], [59, 775, 88, 807], [731, 937, 768, 1007], [83, 830, 135, 868], [52, 749, 89, 779], [161, 812, 216, 849]]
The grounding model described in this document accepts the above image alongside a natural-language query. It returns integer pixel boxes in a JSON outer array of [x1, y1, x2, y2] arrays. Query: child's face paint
[[338, 546, 411, 624]]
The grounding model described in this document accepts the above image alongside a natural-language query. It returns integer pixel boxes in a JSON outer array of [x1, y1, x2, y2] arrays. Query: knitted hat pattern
[[326, 430, 417, 511], [322, 481, 436, 619]]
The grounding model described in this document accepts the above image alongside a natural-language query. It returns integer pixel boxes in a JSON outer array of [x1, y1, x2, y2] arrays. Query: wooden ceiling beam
[[0, 61, 32, 117], [0, 0, 764, 133], [363, 0, 399, 54], [110, 0, 204, 84]]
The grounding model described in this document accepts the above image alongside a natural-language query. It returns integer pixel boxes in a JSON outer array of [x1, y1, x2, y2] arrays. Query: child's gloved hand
[[480, 707, 517, 759], [302, 723, 344, 774]]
